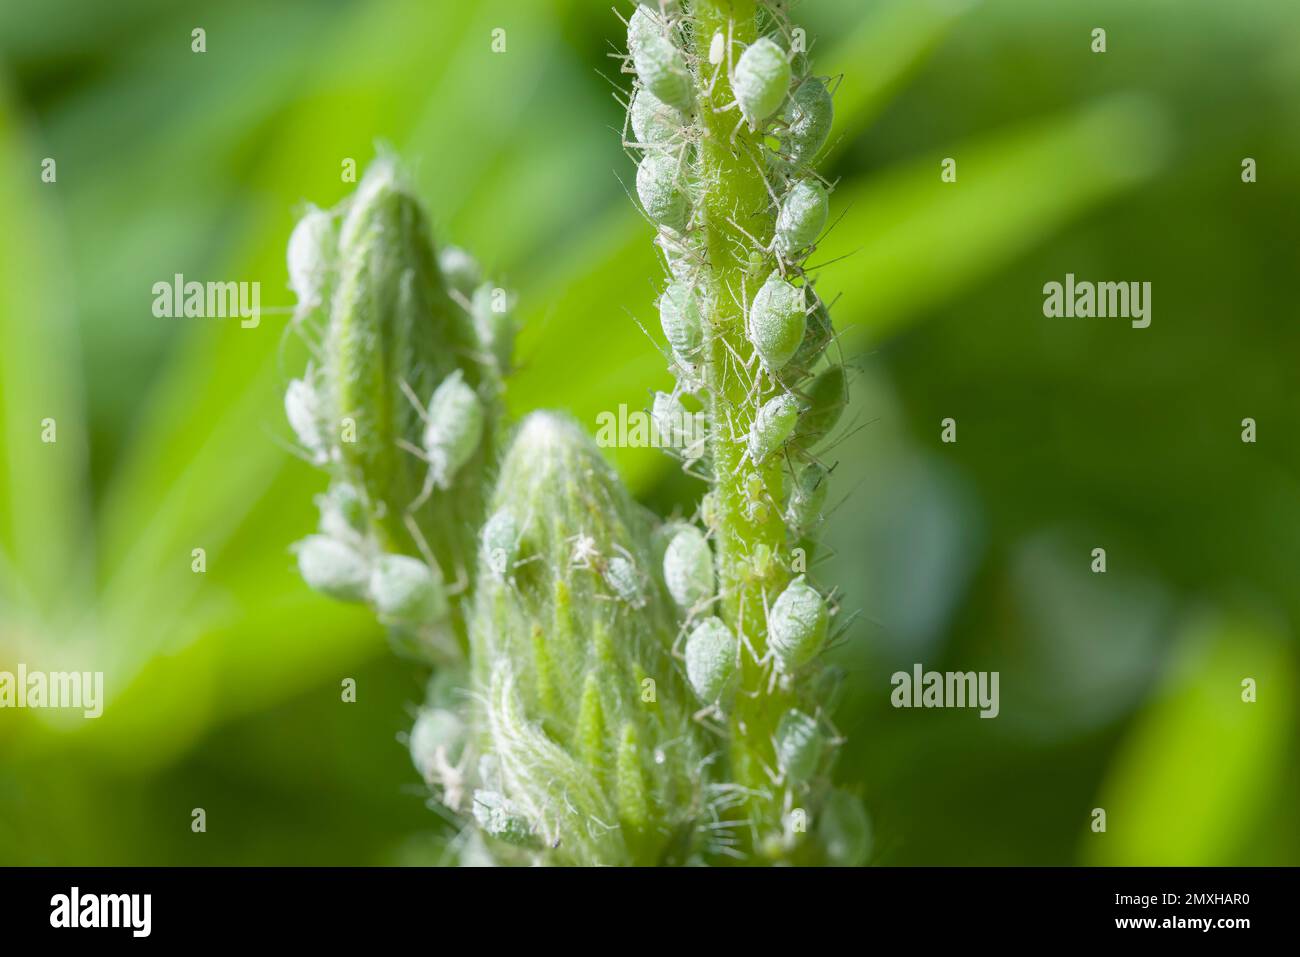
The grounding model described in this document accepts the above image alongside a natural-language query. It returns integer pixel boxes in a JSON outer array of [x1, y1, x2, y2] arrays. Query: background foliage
[[1, 0, 1296, 865]]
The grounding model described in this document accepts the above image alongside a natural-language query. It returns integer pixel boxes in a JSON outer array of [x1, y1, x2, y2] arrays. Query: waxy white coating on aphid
[[685, 616, 738, 703], [663, 524, 714, 610], [438, 245, 481, 298], [481, 508, 519, 581], [785, 462, 829, 533], [775, 708, 823, 781], [747, 272, 806, 373], [423, 369, 484, 490], [295, 533, 370, 602], [819, 789, 873, 866], [627, 6, 693, 112], [604, 554, 644, 606], [733, 37, 792, 129], [472, 789, 534, 846], [636, 153, 690, 232], [659, 279, 704, 360], [409, 707, 467, 783], [285, 376, 326, 462], [287, 206, 334, 312], [318, 481, 367, 542], [768, 574, 829, 671], [776, 179, 829, 255], [778, 77, 834, 167], [630, 85, 683, 148], [748, 392, 801, 464], [470, 282, 516, 373], [370, 553, 446, 624]]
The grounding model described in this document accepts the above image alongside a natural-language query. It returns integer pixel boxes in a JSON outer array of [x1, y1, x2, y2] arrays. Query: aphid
[[685, 616, 738, 703], [733, 37, 792, 130], [423, 369, 485, 491], [767, 574, 828, 671], [285, 375, 328, 464], [472, 789, 535, 847], [775, 178, 829, 256], [627, 6, 693, 112], [652, 391, 705, 462], [317, 481, 368, 542], [777, 77, 834, 167], [708, 30, 725, 65], [603, 552, 646, 607], [659, 279, 704, 361], [438, 245, 481, 298], [818, 789, 873, 866], [636, 153, 691, 232], [286, 206, 335, 316], [747, 271, 807, 374], [294, 533, 370, 602], [481, 508, 520, 581], [774, 708, 823, 781], [748, 392, 801, 465], [409, 706, 467, 785], [663, 524, 714, 610], [470, 282, 517, 373], [784, 295, 833, 379], [369, 553, 447, 625], [794, 363, 847, 448], [785, 462, 829, 533], [630, 85, 684, 149]]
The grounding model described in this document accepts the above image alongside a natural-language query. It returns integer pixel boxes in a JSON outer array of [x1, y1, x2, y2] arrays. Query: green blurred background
[[1, 0, 1296, 865]]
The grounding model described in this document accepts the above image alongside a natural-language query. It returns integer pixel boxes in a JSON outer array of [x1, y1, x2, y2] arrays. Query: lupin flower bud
[[774, 708, 823, 781], [325, 158, 491, 560], [785, 462, 830, 533], [776, 179, 830, 256], [637, 153, 691, 232], [734, 37, 792, 130], [794, 364, 847, 449], [627, 6, 693, 112], [749, 392, 801, 464], [285, 375, 327, 464], [631, 85, 684, 148], [294, 534, 370, 602], [423, 370, 485, 491], [778, 77, 834, 167], [438, 245, 482, 298], [748, 272, 807, 374], [663, 524, 714, 610], [469, 412, 701, 865], [287, 206, 336, 315], [818, 790, 873, 866], [370, 553, 447, 625], [768, 574, 829, 671], [685, 616, 737, 703], [659, 279, 704, 360]]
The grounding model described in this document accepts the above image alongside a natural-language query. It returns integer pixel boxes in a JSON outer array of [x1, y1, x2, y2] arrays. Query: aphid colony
[[624, 0, 864, 859]]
